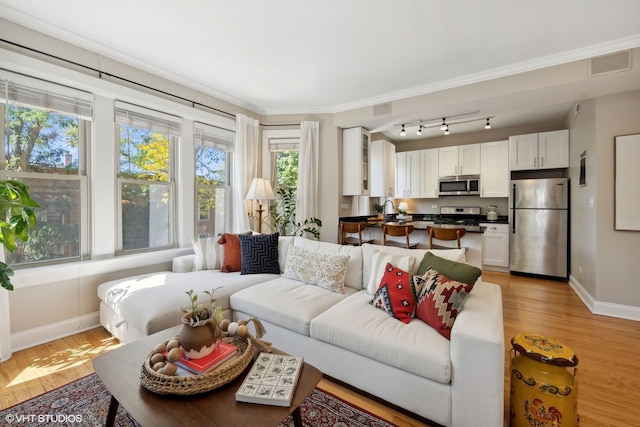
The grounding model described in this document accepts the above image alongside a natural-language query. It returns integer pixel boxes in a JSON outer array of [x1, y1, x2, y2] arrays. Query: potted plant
[[0, 180, 40, 291], [179, 289, 223, 359], [268, 187, 322, 239], [373, 203, 385, 219]]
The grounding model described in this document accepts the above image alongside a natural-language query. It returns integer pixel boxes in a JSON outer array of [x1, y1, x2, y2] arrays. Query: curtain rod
[[0, 38, 240, 119]]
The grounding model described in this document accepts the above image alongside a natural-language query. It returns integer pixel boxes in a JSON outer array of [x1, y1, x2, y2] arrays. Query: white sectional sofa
[[98, 235, 504, 427]]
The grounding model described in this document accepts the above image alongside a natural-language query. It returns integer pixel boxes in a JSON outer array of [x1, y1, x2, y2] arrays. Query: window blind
[[194, 122, 235, 151], [269, 137, 299, 151], [1, 78, 93, 120], [114, 101, 181, 136]]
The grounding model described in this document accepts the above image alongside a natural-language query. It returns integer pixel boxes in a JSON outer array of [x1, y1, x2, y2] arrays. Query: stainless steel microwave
[[438, 175, 480, 196]]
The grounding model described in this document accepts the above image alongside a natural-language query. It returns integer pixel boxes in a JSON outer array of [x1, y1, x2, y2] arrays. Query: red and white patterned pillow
[[415, 267, 474, 339], [369, 263, 426, 324]]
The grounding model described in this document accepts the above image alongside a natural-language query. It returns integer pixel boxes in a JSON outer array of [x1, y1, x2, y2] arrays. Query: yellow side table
[[510, 334, 579, 427]]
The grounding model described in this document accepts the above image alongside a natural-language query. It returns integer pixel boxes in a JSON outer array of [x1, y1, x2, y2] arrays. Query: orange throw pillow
[[217, 233, 242, 272]]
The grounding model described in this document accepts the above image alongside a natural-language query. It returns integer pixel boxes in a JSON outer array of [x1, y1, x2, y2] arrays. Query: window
[[267, 133, 300, 235], [0, 75, 91, 265], [194, 123, 234, 238], [115, 102, 180, 252]]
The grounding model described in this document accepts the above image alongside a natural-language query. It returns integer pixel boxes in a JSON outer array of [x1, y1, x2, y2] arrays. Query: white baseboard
[[569, 275, 640, 322], [11, 312, 101, 353]]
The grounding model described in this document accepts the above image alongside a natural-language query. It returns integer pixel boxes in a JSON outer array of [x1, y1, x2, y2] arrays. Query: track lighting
[[400, 124, 406, 136], [393, 113, 494, 137], [444, 125, 450, 135], [440, 118, 447, 131], [416, 125, 422, 136], [484, 118, 491, 129]]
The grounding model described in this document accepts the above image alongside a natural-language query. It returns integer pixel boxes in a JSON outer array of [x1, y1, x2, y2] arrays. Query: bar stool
[[382, 224, 418, 249], [339, 222, 373, 246], [426, 226, 466, 249]]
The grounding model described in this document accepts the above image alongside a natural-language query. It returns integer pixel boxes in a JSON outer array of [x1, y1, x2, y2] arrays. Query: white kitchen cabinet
[[480, 140, 509, 197], [342, 127, 370, 195], [419, 148, 439, 198], [481, 223, 509, 268], [370, 140, 395, 197], [438, 144, 481, 176], [509, 130, 569, 170], [395, 151, 420, 198]]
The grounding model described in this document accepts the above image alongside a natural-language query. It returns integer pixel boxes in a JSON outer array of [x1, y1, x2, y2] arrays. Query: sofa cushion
[[191, 236, 220, 270], [311, 290, 452, 384], [239, 233, 280, 275], [417, 252, 482, 285], [366, 250, 416, 294], [369, 263, 426, 324], [361, 244, 465, 290], [218, 233, 242, 272], [97, 270, 280, 335], [293, 237, 363, 290], [230, 276, 358, 336], [283, 246, 350, 293], [415, 267, 474, 339]]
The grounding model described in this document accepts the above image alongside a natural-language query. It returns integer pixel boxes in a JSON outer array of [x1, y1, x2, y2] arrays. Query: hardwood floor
[[1, 272, 639, 426]]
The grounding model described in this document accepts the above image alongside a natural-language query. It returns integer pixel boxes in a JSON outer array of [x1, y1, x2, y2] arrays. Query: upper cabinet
[[509, 130, 569, 171], [419, 148, 439, 198], [370, 139, 396, 197], [480, 140, 509, 197], [395, 151, 420, 198], [343, 127, 370, 195], [438, 144, 481, 176]]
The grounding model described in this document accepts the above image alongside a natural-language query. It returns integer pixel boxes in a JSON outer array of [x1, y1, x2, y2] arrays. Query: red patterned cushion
[[369, 263, 426, 324], [415, 267, 474, 339]]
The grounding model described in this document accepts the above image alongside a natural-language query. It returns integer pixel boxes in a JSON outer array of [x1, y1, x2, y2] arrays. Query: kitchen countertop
[[340, 215, 509, 232]]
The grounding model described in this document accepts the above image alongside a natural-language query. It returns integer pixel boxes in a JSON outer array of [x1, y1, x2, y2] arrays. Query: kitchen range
[[432, 206, 483, 232]]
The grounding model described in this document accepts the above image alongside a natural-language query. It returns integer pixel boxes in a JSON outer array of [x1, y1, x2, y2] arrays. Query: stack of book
[[172, 341, 238, 375], [235, 352, 304, 407]]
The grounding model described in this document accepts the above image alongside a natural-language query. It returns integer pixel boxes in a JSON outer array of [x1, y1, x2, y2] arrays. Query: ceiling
[[2, 1, 640, 141]]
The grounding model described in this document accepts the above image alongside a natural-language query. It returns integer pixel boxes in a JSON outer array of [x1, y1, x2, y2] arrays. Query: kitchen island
[[340, 217, 484, 268]]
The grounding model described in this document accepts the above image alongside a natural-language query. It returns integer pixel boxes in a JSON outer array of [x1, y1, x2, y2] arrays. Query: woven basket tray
[[140, 337, 253, 395]]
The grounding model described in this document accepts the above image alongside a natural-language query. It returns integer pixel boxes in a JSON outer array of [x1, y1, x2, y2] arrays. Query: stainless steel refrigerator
[[510, 178, 569, 280]]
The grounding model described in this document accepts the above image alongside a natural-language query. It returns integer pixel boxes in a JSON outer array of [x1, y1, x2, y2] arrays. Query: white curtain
[[231, 114, 260, 233], [296, 121, 319, 221]]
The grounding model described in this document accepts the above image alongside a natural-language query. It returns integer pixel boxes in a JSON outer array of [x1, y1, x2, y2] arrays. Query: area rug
[[0, 373, 397, 427]]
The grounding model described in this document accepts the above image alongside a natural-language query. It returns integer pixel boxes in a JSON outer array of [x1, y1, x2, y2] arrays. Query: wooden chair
[[382, 224, 418, 249], [339, 222, 373, 246], [426, 226, 466, 249]]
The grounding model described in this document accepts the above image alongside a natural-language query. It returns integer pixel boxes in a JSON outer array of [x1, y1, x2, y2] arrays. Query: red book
[[173, 341, 238, 375]]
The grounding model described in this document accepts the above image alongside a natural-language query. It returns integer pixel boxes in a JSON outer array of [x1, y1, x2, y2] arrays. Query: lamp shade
[[245, 178, 276, 202], [397, 202, 409, 211]]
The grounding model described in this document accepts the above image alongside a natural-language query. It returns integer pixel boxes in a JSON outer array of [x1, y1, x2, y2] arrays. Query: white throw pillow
[[191, 237, 220, 271], [366, 250, 417, 294], [283, 246, 350, 293]]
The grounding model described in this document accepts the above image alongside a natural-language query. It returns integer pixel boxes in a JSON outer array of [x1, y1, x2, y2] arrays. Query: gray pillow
[[417, 252, 482, 285]]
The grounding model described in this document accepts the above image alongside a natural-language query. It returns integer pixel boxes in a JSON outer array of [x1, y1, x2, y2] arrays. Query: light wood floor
[[1, 271, 639, 426]]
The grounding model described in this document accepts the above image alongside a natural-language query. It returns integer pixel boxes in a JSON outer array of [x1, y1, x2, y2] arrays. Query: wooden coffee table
[[92, 326, 322, 427]]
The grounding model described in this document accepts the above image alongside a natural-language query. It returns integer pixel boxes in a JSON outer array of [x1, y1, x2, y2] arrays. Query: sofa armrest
[[172, 254, 196, 273], [450, 281, 505, 427]]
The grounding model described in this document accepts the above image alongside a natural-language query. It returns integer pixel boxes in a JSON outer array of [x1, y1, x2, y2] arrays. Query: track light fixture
[[393, 113, 494, 137]]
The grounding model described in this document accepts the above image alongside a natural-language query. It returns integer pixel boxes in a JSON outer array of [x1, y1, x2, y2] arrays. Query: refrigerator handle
[[512, 183, 516, 233]]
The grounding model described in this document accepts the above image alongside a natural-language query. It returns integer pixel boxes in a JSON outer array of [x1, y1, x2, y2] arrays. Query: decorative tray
[[140, 337, 253, 395]]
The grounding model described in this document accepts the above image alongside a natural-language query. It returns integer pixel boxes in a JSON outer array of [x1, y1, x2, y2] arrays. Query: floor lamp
[[245, 178, 276, 234]]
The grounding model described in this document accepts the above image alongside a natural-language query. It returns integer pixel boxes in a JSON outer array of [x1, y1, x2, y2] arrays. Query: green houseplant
[[0, 180, 39, 291], [268, 187, 322, 239]]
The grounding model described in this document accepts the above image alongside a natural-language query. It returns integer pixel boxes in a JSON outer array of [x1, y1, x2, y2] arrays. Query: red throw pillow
[[217, 233, 242, 272], [415, 267, 474, 339], [369, 263, 425, 324]]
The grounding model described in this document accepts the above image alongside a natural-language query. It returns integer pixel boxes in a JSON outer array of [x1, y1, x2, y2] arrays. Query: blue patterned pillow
[[239, 233, 280, 275]]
